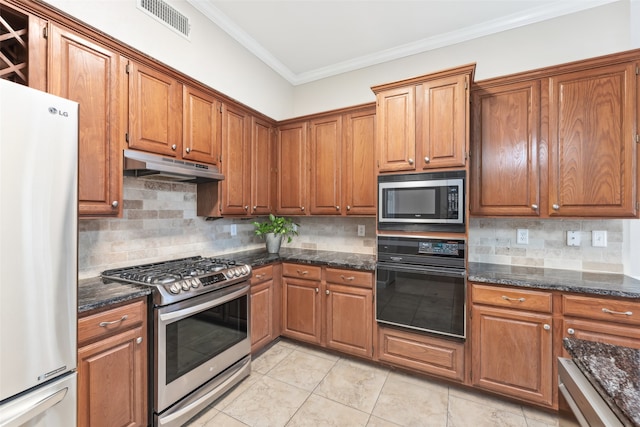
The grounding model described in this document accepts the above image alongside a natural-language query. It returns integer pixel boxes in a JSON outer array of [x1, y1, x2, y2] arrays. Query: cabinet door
[[548, 62, 637, 217], [376, 86, 416, 172], [309, 115, 342, 215], [48, 25, 122, 217], [78, 325, 147, 427], [471, 305, 553, 406], [417, 74, 468, 169], [470, 81, 541, 216], [127, 61, 182, 156], [343, 108, 376, 216], [251, 117, 273, 216], [251, 279, 274, 353], [281, 277, 321, 344], [276, 121, 307, 215], [182, 85, 221, 164], [325, 283, 372, 358], [220, 104, 251, 215]]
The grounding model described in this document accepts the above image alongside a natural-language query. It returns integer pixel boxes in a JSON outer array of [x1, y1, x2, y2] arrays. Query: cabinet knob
[[315, 287, 319, 293], [111, 200, 119, 208], [325, 289, 330, 295], [301, 206, 305, 211], [408, 158, 414, 165], [346, 205, 351, 211], [552, 204, 560, 210], [171, 144, 177, 150], [136, 337, 143, 344], [185, 147, 191, 153], [253, 206, 257, 210], [244, 205, 249, 211], [543, 324, 551, 331], [531, 204, 538, 210], [336, 206, 340, 211], [567, 328, 575, 335], [424, 157, 430, 163]]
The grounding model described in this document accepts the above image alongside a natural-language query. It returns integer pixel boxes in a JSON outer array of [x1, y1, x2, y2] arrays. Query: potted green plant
[[252, 214, 299, 253]]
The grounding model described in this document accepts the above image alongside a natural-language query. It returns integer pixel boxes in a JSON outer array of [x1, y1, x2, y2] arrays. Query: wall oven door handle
[[377, 262, 466, 278], [159, 282, 249, 323]]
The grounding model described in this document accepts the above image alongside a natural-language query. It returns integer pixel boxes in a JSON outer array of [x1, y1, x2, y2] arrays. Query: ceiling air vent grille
[[137, 0, 190, 39]]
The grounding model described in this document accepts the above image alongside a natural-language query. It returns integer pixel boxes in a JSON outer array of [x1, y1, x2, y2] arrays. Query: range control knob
[[191, 279, 200, 288], [181, 281, 191, 291], [169, 284, 181, 294]]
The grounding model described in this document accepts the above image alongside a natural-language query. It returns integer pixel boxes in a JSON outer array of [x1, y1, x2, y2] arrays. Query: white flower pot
[[265, 233, 283, 253]]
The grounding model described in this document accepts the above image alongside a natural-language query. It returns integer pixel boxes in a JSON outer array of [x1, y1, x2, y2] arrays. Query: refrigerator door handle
[[0, 387, 68, 427]]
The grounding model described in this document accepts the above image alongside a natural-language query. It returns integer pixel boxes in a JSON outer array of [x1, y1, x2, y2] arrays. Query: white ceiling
[[186, 0, 619, 85]]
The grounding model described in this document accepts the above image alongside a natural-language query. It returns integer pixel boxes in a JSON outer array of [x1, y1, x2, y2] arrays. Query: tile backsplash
[[80, 177, 628, 279], [468, 217, 624, 273], [78, 177, 375, 279]]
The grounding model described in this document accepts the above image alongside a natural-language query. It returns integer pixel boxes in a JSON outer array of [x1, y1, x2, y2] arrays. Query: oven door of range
[[375, 262, 467, 339], [155, 281, 251, 415]]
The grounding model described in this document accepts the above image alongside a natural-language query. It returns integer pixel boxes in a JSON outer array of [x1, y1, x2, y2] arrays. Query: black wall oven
[[378, 170, 465, 233], [376, 235, 466, 339]]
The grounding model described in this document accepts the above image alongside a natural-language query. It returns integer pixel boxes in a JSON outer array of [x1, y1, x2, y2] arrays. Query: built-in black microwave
[[378, 170, 465, 233]]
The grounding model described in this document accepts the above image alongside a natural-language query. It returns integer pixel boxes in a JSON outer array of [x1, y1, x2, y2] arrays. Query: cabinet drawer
[[78, 299, 146, 346], [282, 263, 322, 281], [562, 295, 640, 326], [325, 268, 373, 288], [251, 265, 274, 285], [471, 284, 552, 313]]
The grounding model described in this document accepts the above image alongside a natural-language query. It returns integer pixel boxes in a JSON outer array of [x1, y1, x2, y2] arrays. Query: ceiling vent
[[137, 0, 190, 39]]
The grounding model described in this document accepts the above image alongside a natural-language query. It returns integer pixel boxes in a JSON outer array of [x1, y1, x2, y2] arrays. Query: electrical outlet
[[567, 230, 581, 246], [357, 224, 365, 237], [230, 224, 237, 236], [516, 229, 528, 245], [592, 230, 607, 247]]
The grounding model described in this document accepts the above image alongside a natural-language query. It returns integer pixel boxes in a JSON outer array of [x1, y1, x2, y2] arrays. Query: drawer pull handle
[[340, 275, 355, 281], [501, 296, 525, 302], [99, 315, 128, 327], [255, 274, 265, 279], [602, 308, 633, 316], [297, 270, 308, 275]]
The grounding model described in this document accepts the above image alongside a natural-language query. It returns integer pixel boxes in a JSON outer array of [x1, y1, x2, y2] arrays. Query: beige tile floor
[[186, 339, 573, 427]]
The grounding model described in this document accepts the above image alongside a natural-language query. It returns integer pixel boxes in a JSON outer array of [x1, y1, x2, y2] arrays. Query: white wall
[[44, 0, 295, 120], [291, 1, 631, 116]]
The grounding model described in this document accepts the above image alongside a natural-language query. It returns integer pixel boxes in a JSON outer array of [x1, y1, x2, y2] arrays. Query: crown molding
[[187, 0, 620, 86]]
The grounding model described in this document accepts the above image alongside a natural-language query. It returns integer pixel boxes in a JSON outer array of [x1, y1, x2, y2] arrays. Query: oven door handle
[[159, 283, 249, 323], [377, 262, 466, 278]]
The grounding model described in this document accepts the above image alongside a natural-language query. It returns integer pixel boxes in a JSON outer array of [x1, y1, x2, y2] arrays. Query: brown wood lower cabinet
[[281, 263, 374, 358], [250, 264, 281, 353], [470, 283, 554, 407], [77, 299, 147, 427], [377, 326, 465, 382]]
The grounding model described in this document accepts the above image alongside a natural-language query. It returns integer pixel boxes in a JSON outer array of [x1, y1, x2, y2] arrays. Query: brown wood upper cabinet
[[276, 121, 308, 215], [548, 62, 637, 217], [48, 24, 123, 217], [373, 64, 474, 173], [471, 55, 639, 218], [182, 85, 222, 165], [126, 60, 183, 157], [219, 103, 251, 215]]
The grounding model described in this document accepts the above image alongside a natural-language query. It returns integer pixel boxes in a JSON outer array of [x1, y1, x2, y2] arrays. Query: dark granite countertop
[[225, 248, 376, 271], [468, 263, 640, 299], [78, 277, 151, 314], [78, 249, 375, 313], [564, 337, 640, 426]]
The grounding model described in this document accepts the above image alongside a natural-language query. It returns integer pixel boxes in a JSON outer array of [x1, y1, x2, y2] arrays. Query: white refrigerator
[[0, 79, 78, 426]]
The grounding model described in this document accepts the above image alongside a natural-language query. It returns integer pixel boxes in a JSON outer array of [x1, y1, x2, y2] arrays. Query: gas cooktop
[[101, 256, 252, 306]]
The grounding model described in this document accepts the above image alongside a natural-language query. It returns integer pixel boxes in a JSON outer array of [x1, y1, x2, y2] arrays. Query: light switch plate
[[592, 230, 607, 247], [357, 224, 365, 237], [567, 230, 581, 246]]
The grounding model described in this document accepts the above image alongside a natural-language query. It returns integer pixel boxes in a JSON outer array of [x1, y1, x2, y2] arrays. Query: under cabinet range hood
[[123, 149, 224, 183]]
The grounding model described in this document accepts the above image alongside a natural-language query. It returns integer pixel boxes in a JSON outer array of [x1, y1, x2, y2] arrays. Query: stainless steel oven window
[[155, 282, 250, 413], [378, 178, 464, 224], [376, 263, 466, 339]]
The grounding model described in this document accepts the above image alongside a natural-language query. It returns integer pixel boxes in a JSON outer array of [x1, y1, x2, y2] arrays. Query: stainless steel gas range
[[102, 256, 252, 427]]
